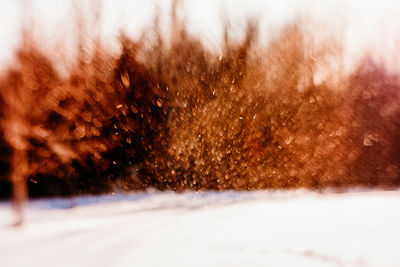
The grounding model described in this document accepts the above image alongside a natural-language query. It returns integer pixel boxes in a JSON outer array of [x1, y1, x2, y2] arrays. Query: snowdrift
[[1, 190, 399, 267]]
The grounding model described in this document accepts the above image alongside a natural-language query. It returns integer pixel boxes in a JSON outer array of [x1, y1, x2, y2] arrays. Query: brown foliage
[[347, 59, 400, 186], [0, 3, 399, 202]]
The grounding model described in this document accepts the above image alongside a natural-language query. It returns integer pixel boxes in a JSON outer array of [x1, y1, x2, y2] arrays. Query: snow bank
[[0, 190, 399, 267]]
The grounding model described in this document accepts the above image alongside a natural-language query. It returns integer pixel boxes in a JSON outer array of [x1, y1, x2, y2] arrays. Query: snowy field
[[1, 190, 399, 267]]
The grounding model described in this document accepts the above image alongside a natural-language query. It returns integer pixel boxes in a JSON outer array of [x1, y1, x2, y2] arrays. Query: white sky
[[1, 0, 400, 72]]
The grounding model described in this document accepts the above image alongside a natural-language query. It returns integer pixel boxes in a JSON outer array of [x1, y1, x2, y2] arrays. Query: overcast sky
[[1, 0, 400, 71]]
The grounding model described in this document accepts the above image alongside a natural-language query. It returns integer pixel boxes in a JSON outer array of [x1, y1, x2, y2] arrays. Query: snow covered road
[[1, 190, 399, 267]]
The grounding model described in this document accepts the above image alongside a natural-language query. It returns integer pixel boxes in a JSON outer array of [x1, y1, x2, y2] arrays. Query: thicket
[[1, 3, 399, 201]]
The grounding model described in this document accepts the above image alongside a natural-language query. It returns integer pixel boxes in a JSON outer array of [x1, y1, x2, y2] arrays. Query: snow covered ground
[[0, 190, 399, 267]]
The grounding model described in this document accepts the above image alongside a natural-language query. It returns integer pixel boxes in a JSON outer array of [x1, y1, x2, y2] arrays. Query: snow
[[0, 190, 399, 267]]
